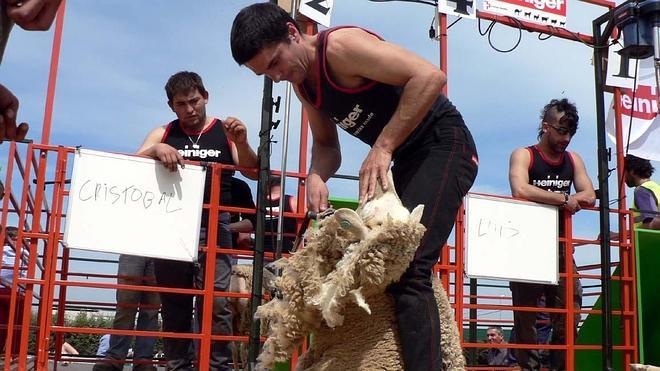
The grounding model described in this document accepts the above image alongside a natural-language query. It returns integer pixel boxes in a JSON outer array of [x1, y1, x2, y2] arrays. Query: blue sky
[[1, 1, 657, 317]]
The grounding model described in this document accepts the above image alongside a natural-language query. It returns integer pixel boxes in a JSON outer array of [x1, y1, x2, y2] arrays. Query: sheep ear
[[334, 208, 368, 239], [410, 205, 425, 224]]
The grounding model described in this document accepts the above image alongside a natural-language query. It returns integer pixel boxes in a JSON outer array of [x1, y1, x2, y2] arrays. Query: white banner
[[605, 40, 660, 161], [482, 0, 567, 27], [605, 82, 660, 161], [438, 0, 477, 19], [605, 42, 656, 89], [299, 0, 334, 27]]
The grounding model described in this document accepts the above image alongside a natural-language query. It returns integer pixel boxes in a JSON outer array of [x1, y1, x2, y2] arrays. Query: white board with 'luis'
[[464, 193, 559, 285]]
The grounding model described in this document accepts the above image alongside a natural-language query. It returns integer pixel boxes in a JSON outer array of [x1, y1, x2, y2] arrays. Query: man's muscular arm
[[509, 148, 581, 213], [324, 28, 446, 203], [297, 93, 341, 213]]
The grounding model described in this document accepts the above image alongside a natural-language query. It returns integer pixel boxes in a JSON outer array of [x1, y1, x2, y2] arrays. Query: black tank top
[[527, 145, 575, 237], [297, 26, 463, 153], [263, 195, 296, 253], [161, 118, 234, 205], [527, 145, 574, 194]]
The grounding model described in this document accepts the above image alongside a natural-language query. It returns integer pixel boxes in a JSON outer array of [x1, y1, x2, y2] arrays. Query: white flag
[[606, 84, 660, 161]]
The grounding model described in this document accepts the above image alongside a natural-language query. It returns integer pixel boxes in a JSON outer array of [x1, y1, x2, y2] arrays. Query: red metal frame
[[0, 0, 642, 370]]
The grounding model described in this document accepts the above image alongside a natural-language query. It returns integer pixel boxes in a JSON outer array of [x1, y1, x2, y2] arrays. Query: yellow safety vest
[[633, 180, 660, 228]]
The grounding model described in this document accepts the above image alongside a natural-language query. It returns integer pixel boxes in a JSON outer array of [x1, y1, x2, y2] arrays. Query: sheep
[[228, 264, 275, 370], [253, 171, 465, 370]]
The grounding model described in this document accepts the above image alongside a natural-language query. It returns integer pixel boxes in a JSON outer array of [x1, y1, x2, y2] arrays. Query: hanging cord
[[542, 25, 619, 49], [429, 13, 462, 39], [478, 17, 523, 53], [611, 29, 641, 205]]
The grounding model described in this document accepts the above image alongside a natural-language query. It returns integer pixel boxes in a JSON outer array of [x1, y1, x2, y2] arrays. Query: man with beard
[[507, 98, 595, 370]]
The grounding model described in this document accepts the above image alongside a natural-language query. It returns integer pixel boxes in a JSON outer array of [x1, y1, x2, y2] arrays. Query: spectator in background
[[602, 155, 659, 243], [0, 226, 24, 354], [96, 334, 110, 357], [60, 340, 79, 366], [229, 177, 256, 252], [263, 175, 297, 255], [624, 154, 659, 230], [478, 326, 515, 366]]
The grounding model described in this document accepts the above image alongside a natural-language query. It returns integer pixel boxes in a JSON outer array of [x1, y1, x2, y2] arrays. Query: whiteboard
[[464, 193, 559, 284], [63, 149, 206, 262]]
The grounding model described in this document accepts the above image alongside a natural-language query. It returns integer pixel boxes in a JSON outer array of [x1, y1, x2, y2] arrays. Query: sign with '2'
[[299, 0, 334, 27]]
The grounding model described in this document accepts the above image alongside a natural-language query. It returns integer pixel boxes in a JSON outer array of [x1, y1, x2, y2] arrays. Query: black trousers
[[153, 214, 233, 371], [510, 258, 583, 371], [389, 123, 478, 371]]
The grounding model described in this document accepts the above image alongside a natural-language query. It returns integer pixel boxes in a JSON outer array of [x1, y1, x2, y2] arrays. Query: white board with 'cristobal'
[[464, 193, 559, 284], [63, 149, 205, 262]]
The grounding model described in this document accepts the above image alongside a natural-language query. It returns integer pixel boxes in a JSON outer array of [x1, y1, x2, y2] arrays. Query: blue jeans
[[154, 213, 234, 371], [105, 254, 160, 362]]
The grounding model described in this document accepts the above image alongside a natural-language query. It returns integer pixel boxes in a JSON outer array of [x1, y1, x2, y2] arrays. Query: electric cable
[[478, 17, 523, 53]]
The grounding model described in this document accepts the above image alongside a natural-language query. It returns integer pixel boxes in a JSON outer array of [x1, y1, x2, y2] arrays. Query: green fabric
[[635, 228, 660, 365], [328, 196, 358, 211], [574, 266, 625, 370], [574, 228, 660, 369]]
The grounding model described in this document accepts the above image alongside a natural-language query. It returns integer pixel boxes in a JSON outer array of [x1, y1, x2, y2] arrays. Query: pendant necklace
[[187, 130, 203, 149]]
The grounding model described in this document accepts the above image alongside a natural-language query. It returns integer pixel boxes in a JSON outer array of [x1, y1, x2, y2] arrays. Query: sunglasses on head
[[546, 123, 575, 136]]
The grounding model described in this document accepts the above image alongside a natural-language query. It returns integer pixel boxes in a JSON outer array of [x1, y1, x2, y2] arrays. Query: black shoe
[[92, 361, 122, 371]]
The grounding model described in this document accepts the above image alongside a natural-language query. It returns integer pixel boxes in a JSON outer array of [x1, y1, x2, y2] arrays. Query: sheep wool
[[254, 171, 465, 370]]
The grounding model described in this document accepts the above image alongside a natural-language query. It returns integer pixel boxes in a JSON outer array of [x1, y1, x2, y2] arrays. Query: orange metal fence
[[438, 201, 638, 370], [1, 142, 639, 370], [0, 142, 310, 370]]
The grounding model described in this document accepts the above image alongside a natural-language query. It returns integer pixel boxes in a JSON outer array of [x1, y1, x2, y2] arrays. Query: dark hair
[[268, 175, 282, 188], [538, 98, 579, 140], [231, 2, 300, 65], [5, 226, 18, 238], [625, 154, 655, 178], [164, 71, 206, 102], [487, 326, 504, 335]]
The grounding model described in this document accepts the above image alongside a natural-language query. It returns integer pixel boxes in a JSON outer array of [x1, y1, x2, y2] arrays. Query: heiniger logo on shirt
[[178, 145, 223, 159], [532, 175, 571, 191], [335, 104, 375, 135]]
